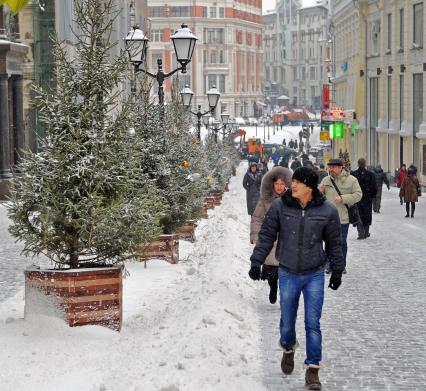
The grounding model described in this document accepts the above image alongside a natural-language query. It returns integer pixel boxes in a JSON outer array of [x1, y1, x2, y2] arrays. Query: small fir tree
[[7, 0, 164, 268]]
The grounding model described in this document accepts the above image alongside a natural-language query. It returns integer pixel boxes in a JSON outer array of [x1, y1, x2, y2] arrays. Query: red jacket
[[396, 168, 407, 186]]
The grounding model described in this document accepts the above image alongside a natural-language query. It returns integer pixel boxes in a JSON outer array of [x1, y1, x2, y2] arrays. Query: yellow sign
[[1, 0, 30, 14], [320, 131, 330, 141]]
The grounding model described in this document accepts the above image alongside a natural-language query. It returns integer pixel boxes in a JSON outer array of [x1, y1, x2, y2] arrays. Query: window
[[202, 6, 207, 17], [399, 75, 404, 125], [399, 9, 404, 50], [219, 7, 225, 18], [203, 50, 207, 64], [151, 6, 162, 17], [387, 13, 392, 52], [170, 6, 190, 17], [219, 50, 225, 64], [311, 86, 316, 99], [210, 7, 217, 18], [206, 74, 225, 93], [387, 76, 392, 127], [310, 66, 315, 80], [413, 3, 423, 47], [301, 67, 306, 80], [204, 28, 224, 44], [151, 29, 163, 42], [210, 50, 217, 64]]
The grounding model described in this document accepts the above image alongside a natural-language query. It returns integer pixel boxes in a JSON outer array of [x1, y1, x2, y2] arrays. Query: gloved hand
[[328, 273, 342, 290], [248, 265, 261, 281]]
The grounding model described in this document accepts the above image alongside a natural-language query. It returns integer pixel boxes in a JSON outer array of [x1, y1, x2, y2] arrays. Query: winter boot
[[305, 365, 321, 390], [268, 278, 278, 304], [279, 341, 299, 375]]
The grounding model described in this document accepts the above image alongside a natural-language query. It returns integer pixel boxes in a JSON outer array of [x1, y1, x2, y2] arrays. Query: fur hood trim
[[260, 166, 293, 202]]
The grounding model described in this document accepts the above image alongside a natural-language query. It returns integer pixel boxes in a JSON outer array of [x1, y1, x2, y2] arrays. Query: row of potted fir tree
[[6, 0, 240, 331]]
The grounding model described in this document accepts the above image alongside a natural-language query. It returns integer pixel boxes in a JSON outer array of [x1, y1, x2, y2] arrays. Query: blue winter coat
[[250, 190, 345, 276]]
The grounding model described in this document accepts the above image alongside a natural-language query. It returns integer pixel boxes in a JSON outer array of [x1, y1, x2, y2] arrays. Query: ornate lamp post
[[180, 85, 221, 141], [124, 24, 198, 106]]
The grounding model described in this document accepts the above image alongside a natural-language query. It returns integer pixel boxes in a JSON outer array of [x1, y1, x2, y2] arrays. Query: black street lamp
[[205, 113, 230, 143], [125, 24, 198, 106], [180, 85, 221, 140]]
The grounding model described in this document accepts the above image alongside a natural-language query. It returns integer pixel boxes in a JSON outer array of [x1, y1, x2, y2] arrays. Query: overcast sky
[[263, 0, 317, 13]]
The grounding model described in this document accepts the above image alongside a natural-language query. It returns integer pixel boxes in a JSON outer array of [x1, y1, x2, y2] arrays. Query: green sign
[[350, 122, 359, 136], [321, 120, 334, 128], [333, 121, 344, 139]]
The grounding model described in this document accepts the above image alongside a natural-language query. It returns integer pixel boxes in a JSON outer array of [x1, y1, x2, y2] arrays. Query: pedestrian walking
[[290, 158, 302, 171], [289, 139, 295, 149], [372, 164, 390, 213], [242, 162, 263, 215], [316, 164, 328, 182], [399, 167, 421, 218], [351, 158, 377, 239], [318, 159, 362, 272], [395, 164, 408, 205], [250, 166, 292, 304], [282, 138, 287, 146], [249, 167, 345, 390]]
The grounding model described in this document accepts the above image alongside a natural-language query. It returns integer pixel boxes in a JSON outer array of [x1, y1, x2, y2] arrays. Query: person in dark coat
[[290, 158, 302, 171], [242, 162, 263, 215], [372, 164, 390, 213], [288, 139, 295, 149], [351, 158, 377, 239], [249, 167, 344, 389], [399, 167, 421, 218], [316, 164, 328, 182]]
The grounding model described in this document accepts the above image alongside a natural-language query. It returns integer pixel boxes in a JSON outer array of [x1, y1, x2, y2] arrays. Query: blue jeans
[[279, 268, 324, 366]]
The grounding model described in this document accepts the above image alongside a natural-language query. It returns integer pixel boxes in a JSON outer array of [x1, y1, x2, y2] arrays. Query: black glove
[[260, 264, 278, 282], [248, 265, 261, 281], [328, 274, 342, 290]]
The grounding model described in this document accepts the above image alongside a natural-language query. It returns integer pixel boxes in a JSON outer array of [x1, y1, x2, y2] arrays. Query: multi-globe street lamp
[[180, 85, 221, 141], [205, 112, 230, 143], [124, 24, 198, 106]]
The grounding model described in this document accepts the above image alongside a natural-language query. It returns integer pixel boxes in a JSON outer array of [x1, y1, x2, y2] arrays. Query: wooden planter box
[[24, 266, 122, 331], [138, 234, 179, 264], [205, 196, 216, 209], [178, 220, 197, 242], [210, 191, 223, 206], [201, 203, 209, 218], [224, 182, 229, 192]]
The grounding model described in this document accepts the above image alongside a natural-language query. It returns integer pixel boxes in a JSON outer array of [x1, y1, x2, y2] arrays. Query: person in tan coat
[[250, 166, 293, 303]]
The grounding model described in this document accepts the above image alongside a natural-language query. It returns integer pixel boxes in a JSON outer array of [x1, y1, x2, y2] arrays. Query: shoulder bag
[[329, 178, 360, 225]]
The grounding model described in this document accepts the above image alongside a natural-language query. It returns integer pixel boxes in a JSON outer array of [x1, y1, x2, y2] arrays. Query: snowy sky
[[263, 0, 317, 13]]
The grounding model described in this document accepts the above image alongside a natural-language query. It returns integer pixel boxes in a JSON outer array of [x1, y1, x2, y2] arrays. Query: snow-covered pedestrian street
[[1, 161, 425, 391]]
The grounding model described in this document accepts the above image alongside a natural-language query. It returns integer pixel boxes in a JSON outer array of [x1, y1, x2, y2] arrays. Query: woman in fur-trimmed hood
[[250, 166, 292, 303]]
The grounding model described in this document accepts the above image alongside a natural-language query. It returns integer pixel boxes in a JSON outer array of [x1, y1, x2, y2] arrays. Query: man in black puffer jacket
[[248, 167, 344, 391]]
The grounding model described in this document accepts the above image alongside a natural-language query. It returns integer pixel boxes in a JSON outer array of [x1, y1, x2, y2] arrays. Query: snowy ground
[[1, 160, 425, 391]]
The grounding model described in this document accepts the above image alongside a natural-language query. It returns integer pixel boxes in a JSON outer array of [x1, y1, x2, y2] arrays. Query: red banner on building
[[322, 84, 330, 110]]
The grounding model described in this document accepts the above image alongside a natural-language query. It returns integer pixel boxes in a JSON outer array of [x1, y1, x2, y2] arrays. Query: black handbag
[[330, 178, 360, 225]]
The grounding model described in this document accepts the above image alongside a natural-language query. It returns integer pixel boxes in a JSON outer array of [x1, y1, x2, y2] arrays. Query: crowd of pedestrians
[[243, 152, 422, 390]]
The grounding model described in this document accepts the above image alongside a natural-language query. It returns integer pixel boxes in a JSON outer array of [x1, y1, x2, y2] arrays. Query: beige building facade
[[331, 0, 426, 185]]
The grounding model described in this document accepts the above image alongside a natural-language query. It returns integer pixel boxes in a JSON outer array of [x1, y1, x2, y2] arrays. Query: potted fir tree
[[7, 0, 164, 331], [133, 84, 208, 260]]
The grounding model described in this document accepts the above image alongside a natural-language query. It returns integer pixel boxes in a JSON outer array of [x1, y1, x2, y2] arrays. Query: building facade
[[294, 3, 329, 109], [0, 5, 29, 197], [331, 0, 426, 185], [147, 0, 263, 119]]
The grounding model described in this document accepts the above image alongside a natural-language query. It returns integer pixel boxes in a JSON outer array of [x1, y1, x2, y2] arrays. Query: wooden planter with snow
[[24, 266, 122, 331], [205, 196, 216, 209], [138, 234, 179, 264], [178, 219, 197, 242], [224, 182, 229, 192], [210, 191, 223, 206], [201, 203, 209, 218]]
